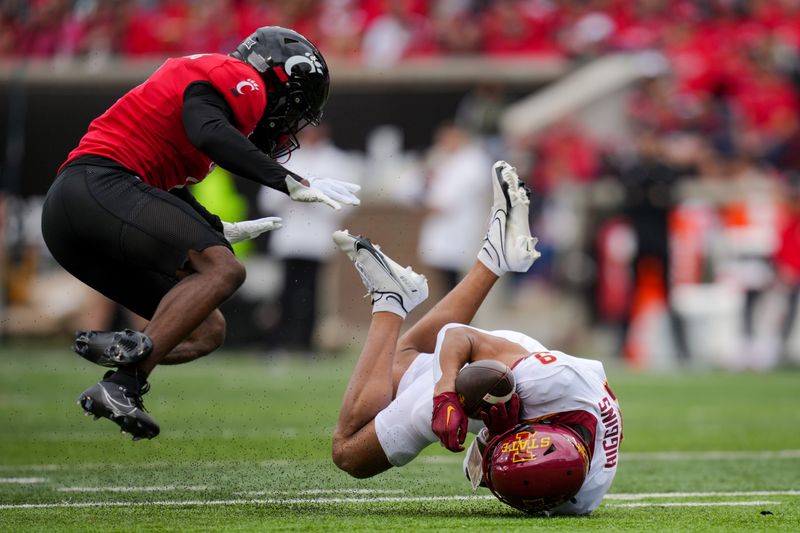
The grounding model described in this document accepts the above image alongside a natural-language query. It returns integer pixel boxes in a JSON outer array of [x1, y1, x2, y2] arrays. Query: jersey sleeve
[[204, 61, 267, 135], [514, 352, 604, 418]]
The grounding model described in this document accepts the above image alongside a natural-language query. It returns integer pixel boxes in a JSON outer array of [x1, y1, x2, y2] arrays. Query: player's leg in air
[[41, 167, 247, 440], [331, 161, 539, 477]]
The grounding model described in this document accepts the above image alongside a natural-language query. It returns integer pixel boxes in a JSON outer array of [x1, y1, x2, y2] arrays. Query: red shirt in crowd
[[776, 207, 800, 284]]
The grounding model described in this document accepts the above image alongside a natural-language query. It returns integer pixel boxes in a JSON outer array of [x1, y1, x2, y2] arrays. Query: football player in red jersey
[[40, 27, 360, 440]]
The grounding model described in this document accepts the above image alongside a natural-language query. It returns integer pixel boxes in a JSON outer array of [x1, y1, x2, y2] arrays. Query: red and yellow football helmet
[[481, 422, 590, 514]]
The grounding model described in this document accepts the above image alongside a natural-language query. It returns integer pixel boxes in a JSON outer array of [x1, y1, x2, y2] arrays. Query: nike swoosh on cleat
[[99, 387, 138, 417], [355, 240, 406, 291], [482, 209, 507, 267]]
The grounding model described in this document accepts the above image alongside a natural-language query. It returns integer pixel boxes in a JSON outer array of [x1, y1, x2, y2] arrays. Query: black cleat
[[78, 371, 160, 440], [72, 329, 153, 368]]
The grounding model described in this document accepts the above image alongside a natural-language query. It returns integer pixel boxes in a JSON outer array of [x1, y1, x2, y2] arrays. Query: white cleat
[[333, 230, 428, 317], [477, 161, 541, 276]]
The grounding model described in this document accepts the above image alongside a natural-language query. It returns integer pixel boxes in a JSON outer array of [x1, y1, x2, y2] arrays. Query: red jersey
[[63, 54, 267, 190]]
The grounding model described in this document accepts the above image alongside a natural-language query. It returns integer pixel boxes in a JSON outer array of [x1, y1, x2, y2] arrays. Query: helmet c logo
[[285, 54, 323, 76], [235, 79, 259, 95]]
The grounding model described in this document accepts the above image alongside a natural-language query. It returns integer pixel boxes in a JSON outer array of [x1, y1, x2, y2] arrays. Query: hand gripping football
[[455, 360, 516, 419]]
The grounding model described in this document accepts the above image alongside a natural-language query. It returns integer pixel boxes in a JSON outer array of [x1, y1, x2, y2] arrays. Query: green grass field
[[1, 346, 799, 531]]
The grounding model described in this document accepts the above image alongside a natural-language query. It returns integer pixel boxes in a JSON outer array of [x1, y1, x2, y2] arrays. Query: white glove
[[222, 217, 283, 244], [285, 176, 361, 210]]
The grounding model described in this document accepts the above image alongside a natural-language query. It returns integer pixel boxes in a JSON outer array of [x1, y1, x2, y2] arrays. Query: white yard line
[[0, 459, 296, 472], [2, 428, 306, 443], [0, 478, 47, 484], [607, 501, 780, 508], [47, 488, 799, 499], [55, 487, 404, 496], [297, 489, 405, 495], [419, 449, 800, 465], [57, 485, 209, 493], [2, 449, 798, 472], [0, 495, 492, 510], [606, 490, 800, 500], [0, 495, 794, 511], [243, 489, 407, 496]]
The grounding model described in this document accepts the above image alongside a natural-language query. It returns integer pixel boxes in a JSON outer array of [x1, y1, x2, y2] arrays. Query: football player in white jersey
[[330, 161, 621, 515]]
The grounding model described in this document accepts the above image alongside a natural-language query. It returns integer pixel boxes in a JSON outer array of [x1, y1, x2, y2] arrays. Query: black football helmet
[[232, 26, 330, 159]]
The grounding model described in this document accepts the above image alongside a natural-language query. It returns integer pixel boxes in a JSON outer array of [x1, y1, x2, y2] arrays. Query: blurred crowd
[[2, 0, 800, 66]]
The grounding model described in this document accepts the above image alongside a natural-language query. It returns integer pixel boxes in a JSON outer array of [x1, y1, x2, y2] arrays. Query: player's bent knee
[[201, 310, 226, 354], [331, 440, 375, 479], [330, 439, 350, 474], [217, 258, 246, 292], [191, 247, 247, 293], [206, 258, 246, 299]]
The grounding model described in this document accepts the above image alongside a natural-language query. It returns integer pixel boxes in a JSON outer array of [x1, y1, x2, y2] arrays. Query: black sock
[[106, 366, 147, 391]]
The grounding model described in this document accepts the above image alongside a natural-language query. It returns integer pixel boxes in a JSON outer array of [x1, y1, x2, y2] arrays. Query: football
[[455, 359, 516, 419]]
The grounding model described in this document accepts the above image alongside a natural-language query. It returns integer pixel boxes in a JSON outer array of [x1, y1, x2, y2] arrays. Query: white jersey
[[374, 323, 621, 515]]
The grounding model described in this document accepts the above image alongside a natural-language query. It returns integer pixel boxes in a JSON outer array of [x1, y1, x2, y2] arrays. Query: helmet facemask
[[258, 79, 324, 160]]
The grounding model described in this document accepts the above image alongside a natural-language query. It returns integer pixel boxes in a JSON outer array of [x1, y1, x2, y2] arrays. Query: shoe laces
[[123, 381, 150, 411], [354, 261, 377, 298], [102, 370, 150, 410]]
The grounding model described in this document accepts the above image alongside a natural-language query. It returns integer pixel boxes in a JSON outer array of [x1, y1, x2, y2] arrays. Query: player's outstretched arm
[[183, 82, 297, 192], [182, 82, 360, 209], [285, 175, 360, 210]]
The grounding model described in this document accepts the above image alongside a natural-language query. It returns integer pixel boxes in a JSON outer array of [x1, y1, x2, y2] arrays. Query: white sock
[[372, 294, 407, 318]]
